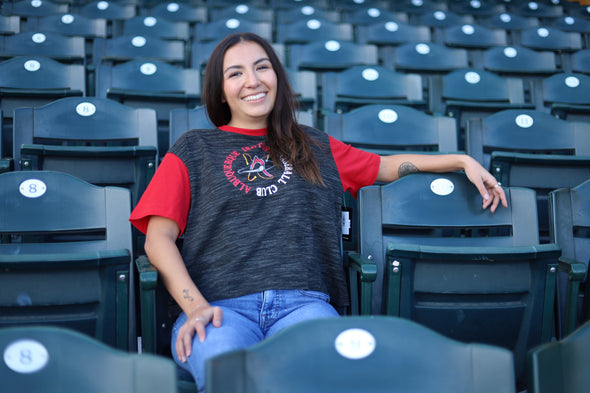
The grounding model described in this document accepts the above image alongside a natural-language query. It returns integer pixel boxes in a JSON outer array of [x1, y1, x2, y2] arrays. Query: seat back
[[528, 320, 590, 393], [193, 18, 273, 43], [324, 104, 458, 155], [288, 40, 378, 71], [13, 96, 158, 208], [0, 326, 177, 393], [0, 32, 85, 63], [466, 109, 590, 241], [549, 180, 590, 333], [354, 172, 559, 385], [321, 66, 425, 113], [276, 18, 353, 44], [0, 171, 135, 349], [540, 72, 590, 122], [207, 316, 516, 393], [0, 55, 85, 158]]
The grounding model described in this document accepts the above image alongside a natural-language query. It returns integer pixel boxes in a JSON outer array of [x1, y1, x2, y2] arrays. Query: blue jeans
[[171, 289, 339, 392]]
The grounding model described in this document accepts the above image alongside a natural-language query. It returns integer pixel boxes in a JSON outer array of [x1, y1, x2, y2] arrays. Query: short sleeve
[[129, 153, 191, 235], [329, 136, 380, 198]]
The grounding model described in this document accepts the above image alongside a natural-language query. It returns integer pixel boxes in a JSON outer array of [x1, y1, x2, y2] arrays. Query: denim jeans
[[171, 289, 339, 392]]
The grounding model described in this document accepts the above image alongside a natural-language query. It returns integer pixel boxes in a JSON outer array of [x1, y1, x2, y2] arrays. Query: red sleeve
[[329, 136, 380, 199], [129, 153, 191, 235]]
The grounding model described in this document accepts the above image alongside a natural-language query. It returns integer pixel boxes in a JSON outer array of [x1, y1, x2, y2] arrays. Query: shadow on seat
[[206, 316, 516, 393]]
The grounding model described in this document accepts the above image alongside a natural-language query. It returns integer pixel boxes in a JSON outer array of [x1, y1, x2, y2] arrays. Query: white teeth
[[243, 92, 266, 101]]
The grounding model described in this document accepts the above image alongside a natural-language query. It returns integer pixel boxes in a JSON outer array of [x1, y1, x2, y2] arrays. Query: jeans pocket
[[296, 289, 331, 303]]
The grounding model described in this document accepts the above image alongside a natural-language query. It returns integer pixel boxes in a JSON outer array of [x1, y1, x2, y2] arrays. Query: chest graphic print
[[223, 141, 293, 197]]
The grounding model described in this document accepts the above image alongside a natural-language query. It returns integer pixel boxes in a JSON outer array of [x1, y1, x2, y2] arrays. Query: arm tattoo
[[182, 289, 194, 302], [398, 161, 420, 178]]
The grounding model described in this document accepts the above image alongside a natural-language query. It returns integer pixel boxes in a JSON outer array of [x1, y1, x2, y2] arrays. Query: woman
[[130, 32, 507, 391]]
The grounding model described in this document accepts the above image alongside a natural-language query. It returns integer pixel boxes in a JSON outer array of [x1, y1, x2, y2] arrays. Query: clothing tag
[[342, 207, 352, 241]]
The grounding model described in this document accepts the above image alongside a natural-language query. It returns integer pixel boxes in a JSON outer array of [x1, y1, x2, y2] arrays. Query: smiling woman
[[129, 32, 507, 393]]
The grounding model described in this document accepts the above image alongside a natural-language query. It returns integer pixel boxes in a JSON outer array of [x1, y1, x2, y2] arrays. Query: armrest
[[557, 256, 588, 336], [346, 252, 377, 282], [346, 252, 377, 315], [136, 254, 158, 291]]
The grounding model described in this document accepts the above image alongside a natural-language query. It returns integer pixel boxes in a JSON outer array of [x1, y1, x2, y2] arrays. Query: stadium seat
[[288, 40, 378, 72], [193, 18, 273, 43], [75, 1, 136, 21], [528, 320, 590, 393], [324, 104, 458, 254], [508, 1, 563, 19], [347, 171, 560, 386], [341, 6, 407, 25], [92, 35, 186, 66], [548, 180, 590, 337], [432, 68, 534, 148], [0, 170, 135, 350], [95, 59, 201, 155], [276, 18, 354, 44], [0, 15, 20, 35], [538, 72, 590, 122], [276, 5, 340, 24], [12, 96, 157, 205], [518, 26, 583, 54], [24, 13, 107, 39], [121, 16, 190, 42], [355, 19, 431, 46], [320, 66, 426, 113], [412, 10, 473, 42], [207, 316, 516, 393], [143, 2, 207, 24], [571, 49, 590, 75], [482, 45, 558, 78], [442, 23, 508, 49], [0, 55, 85, 159], [0, 326, 177, 392], [324, 104, 458, 155], [385, 42, 469, 74], [465, 108, 590, 242], [208, 4, 274, 23], [479, 12, 539, 44], [448, 0, 506, 17], [2, 0, 68, 18], [0, 31, 85, 64]]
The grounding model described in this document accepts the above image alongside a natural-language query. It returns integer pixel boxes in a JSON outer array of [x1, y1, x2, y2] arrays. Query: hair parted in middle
[[202, 32, 325, 186]]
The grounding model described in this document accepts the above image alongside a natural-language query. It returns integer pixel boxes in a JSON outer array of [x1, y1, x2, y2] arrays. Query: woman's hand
[[176, 303, 223, 363], [462, 156, 508, 213]]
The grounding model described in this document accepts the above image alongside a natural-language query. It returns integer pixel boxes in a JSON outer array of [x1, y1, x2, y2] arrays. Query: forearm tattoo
[[398, 161, 420, 178], [182, 289, 194, 302]]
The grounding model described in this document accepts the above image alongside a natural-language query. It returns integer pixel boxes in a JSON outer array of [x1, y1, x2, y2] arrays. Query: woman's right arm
[[144, 215, 223, 362]]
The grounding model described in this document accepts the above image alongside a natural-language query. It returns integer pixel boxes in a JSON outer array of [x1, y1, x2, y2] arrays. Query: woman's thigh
[[171, 307, 263, 391]]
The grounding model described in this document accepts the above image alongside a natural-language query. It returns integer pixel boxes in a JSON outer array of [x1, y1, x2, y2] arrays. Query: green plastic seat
[[528, 320, 590, 393], [466, 108, 590, 242], [0, 170, 135, 350], [206, 316, 516, 393], [348, 172, 560, 387], [0, 326, 177, 393], [548, 180, 590, 337]]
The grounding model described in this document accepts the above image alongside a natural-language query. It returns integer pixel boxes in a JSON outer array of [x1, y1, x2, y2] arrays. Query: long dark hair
[[202, 32, 324, 186]]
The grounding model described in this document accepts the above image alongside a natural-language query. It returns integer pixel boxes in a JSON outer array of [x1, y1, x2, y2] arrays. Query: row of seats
[[1, 56, 589, 155], [3, 317, 589, 393], [1, 167, 589, 392]]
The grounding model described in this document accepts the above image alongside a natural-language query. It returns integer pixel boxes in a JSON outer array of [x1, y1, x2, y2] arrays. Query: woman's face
[[222, 41, 278, 129]]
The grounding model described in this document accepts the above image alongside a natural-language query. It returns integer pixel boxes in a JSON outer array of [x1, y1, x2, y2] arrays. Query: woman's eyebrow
[[223, 57, 271, 74]]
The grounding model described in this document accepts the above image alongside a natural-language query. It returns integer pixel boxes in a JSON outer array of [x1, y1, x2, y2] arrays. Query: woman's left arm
[[377, 154, 508, 212]]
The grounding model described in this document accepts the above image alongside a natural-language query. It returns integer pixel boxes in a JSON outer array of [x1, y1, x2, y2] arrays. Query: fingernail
[[484, 193, 490, 200]]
